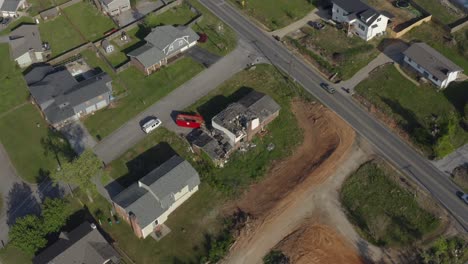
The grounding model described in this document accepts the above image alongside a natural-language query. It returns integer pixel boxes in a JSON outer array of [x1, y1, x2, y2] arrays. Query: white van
[[142, 118, 162, 134]]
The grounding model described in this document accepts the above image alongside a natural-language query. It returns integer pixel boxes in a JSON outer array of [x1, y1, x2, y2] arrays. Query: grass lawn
[[0, 104, 74, 183], [404, 22, 468, 72], [38, 15, 84, 57], [355, 64, 468, 158], [104, 27, 143, 68], [341, 161, 440, 247], [0, 246, 32, 264], [0, 17, 35, 36], [63, 2, 116, 42], [229, 0, 315, 30], [286, 26, 380, 80], [83, 53, 204, 140], [0, 44, 30, 114], [144, 3, 197, 28], [413, 0, 464, 25], [92, 64, 304, 263]]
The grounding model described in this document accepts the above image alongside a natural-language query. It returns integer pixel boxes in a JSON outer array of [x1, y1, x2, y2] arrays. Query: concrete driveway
[[60, 121, 97, 154], [115, 0, 165, 27], [433, 144, 468, 175], [93, 39, 260, 164]]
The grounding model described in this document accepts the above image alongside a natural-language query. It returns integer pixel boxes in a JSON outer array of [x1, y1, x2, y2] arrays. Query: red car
[[175, 114, 204, 128]]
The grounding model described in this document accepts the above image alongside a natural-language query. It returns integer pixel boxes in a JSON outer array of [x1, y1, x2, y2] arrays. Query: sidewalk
[[269, 8, 320, 38]]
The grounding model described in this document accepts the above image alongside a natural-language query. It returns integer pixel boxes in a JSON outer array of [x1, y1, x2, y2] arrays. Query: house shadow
[[114, 142, 178, 188], [377, 38, 409, 63], [6, 182, 41, 227], [443, 81, 468, 121], [195, 87, 253, 127]]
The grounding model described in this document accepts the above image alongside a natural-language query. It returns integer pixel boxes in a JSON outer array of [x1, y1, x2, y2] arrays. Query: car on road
[[1, 17, 11, 25], [456, 191, 468, 204], [320, 82, 336, 94], [308, 21, 325, 30], [141, 118, 162, 134]]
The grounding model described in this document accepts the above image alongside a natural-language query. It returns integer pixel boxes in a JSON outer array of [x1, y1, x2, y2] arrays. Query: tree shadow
[[6, 182, 41, 227], [36, 169, 65, 203], [443, 81, 468, 117], [115, 142, 177, 188], [41, 127, 76, 168], [196, 87, 253, 127]]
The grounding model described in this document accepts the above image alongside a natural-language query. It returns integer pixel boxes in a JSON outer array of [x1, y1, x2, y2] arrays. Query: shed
[[102, 39, 114, 53]]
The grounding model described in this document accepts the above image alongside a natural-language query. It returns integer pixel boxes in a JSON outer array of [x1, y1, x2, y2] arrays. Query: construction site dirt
[[221, 99, 384, 263]]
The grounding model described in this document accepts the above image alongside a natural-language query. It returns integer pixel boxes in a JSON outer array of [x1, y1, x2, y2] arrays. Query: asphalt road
[[199, 0, 468, 230]]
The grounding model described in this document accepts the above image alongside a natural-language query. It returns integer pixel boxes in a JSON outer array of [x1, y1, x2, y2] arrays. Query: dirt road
[[223, 100, 385, 263]]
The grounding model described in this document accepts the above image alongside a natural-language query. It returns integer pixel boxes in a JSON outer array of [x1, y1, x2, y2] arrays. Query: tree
[[9, 215, 46, 255], [263, 250, 290, 264], [41, 128, 75, 168], [50, 149, 103, 195], [41, 198, 71, 234]]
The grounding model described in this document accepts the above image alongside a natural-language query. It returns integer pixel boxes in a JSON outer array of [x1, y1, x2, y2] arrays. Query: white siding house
[[331, 0, 388, 41], [403, 43, 463, 89], [0, 0, 26, 17], [9, 25, 46, 68], [100, 0, 130, 16]]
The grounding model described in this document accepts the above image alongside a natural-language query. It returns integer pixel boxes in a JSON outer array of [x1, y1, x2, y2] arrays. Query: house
[[0, 0, 26, 17], [102, 39, 115, 53], [25, 65, 113, 127], [33, 222, 121, 264], [112, 155, 200, 239], [9, 25, 46, 68], [128, 25, 199, 75], [331, 0, 389, 41], [212, 91, 281, 147], [403, 42, 463, 89], [99, 0, 130, 16], [39, 7, 60, 20]]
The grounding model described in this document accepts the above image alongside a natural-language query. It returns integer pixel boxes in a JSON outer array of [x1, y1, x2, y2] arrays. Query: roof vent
[[90, 223, 97, 229]]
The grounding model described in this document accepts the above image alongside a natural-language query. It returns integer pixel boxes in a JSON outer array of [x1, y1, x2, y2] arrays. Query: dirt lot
[[222, 100, 381, 263]]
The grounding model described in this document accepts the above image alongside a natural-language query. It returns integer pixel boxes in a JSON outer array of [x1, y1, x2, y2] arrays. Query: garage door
[[96, 100, 107, 109], [86, 105, 97, 114]]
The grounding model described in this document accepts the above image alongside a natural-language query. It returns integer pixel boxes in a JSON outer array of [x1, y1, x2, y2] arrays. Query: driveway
[[115, 0, 165, 27], [433, 144, 468, 175], [187, 46, 221, 67], [60, 121, 97, 154], [93, 39, 260, 164]]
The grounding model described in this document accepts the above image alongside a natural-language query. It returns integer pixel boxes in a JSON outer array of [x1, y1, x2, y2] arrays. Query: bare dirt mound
[[277, 223, 365, 264], [223, 100, 357, 264]]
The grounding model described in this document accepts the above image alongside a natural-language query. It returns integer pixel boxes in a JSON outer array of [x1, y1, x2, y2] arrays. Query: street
[[198, 0, 468, 230]]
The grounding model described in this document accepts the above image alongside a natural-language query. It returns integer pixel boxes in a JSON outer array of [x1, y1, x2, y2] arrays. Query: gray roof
[[212, 91, 281, 138], [0, 0, 22, 11], [332, 0, 385, 26], [40, 7, 59, 18], [25, 65, 112, 124], [403, 42, 463, 80], [9, 24, 43, 59], [33, 222, 120, 264], [128, 25, 199, 68], [113, 156, 200, 228], [102, 39, 112, 49]]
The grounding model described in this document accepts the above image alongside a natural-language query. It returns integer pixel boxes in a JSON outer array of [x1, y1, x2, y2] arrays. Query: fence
[[58, 0, 83, 10], [447, 16, 468, 33], [389, 15, 432, 38], [48, 42, 93, 65]]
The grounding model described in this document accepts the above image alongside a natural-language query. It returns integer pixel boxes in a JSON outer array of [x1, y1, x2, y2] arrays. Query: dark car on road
[[1, 17, 11, 25], [320, 82, 336, 94], [308, 21, 325, 30], [456, 191, 468, 204]]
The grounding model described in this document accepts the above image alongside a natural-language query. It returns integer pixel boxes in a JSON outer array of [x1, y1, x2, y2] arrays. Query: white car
[[142, 118, 162, 134]]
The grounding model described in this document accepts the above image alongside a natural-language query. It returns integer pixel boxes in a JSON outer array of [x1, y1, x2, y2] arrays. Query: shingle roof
[[33, 222, 120, 264], [112, 156, 200, 229], [25, 65, 112, 125], [9, 24, 43, 59], [127, 25, 199, 68], [403, 42, 463, 80], [0, 0, 22, 11], [332, 0, 385, 26]]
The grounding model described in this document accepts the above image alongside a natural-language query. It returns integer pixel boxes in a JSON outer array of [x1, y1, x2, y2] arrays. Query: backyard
[[285, 26, 380, 80], [355, 64, 468, 158], [92, 65, 305, 263], [38, 15, 84, 57], [341, 160, 441, 247], [367, 0, 422, 30], [413, 0, 465, 25], [229, 0, 315, 30], [83, 51, 205, 140], [26, 0, 69, 16]]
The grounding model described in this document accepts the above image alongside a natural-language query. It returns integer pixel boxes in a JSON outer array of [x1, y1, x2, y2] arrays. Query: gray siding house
[[9, 25, 46, 68], [128, 25, 199, 75], [99, 0, 130, 15], [25, 65, 113, 127]]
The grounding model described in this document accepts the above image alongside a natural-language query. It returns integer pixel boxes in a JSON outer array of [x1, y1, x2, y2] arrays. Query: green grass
[[229, 0, 314, 30], [355, 64, 468, 158], [0, 17, 35, 36], [413, 0, 464, 25], [287, 26, 380, 80], [404, 22, 468, 72], [38, 15, 84, 57], [83, 52, 204, 140], [0, 246, 33, 264], [0, 44, 30, 114], [144, 3, 198, 27], [63, 2, 116, 42], [187, 0, 237, 56], [341, 161, 440, 247], [104, 27, 143, 68], [0, 104, 74, 183], [97, 64, 304, 263]]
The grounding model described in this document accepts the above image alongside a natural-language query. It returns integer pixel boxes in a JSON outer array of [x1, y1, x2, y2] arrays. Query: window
[[407, 57, 412, 62], [358, 24, 365, 31], [168, 45, 174, 52], [178, 40, 184, 46], [377, 18, 381, 22]]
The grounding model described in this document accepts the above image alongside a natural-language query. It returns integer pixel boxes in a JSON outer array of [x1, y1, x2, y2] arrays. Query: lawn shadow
[[443, 81, 468, 117], [196, 87, 253, 126], [6, 182, 41, 227], [115, 142, 177, 187]]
